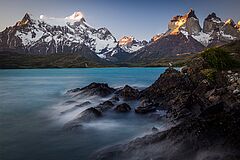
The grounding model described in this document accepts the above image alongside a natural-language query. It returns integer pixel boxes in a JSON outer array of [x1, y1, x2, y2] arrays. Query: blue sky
[[0, 0, 240, 40]]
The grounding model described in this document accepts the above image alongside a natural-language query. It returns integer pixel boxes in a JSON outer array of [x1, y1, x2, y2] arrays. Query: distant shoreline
[[0, 51, 187, 69]]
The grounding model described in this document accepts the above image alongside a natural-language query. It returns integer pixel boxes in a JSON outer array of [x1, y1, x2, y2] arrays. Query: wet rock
[[148, 110, 167, 121], [139, 68, 195, 118], [238, 79, 240, 85], [208, 95, 220, 103], [233, 89, 240, 95], [135, 99, 157, 114], [135, 106, 156, 114], [63, 100, 77, 104], [63, 107, 102, 130], [140, 68, 193, 104], [66, 88, 81, 94], [61, 101, 91, 114], [232, 83, 238, 87], [199, 102, 225, 118], [95, 100, 114, 112], [227, 85, 235, 91], [109, 95, 120, 102], [152, 127, 159, 133], [114, 103, 131, 112], [180, 66, 189, 74], [115, 85, 140, 100], [204, 89, 216, 98], [92, 108, 240, 160], [75, 82, 116, 97], [90, 52, 240, 159]]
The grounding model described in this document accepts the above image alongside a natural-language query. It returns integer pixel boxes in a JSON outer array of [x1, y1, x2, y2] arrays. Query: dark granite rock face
[[95, 100, 114, 112], [77, 82, 116, 97], [135, 99, 157, 114], [140, 56, 239, 119], [63, 107, 102, 130], [140, 68, 194, 119], [109, 95, 120, 103], [91, 103, 240, 160], [115, 85, 140, 100], [66, 88, 81, 94], [151, 127, 159, 133], [114, 103, 131, 112]]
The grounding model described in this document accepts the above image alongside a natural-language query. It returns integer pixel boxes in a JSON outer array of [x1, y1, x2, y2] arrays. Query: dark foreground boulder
[[91, 108, 240, 160], [95, 101, 114, 112], [140, 68, 194, 119], [135, 99, 157, 114], [61, 101, 91, 114], [63, 107, 102, 130], [151, 127, 159, 133], [109, 95, 120, 103], [115, 85, 140, 100], [66, 88, 81, 94], [114, 103, 131, 112], [67, 82, 116, 97]]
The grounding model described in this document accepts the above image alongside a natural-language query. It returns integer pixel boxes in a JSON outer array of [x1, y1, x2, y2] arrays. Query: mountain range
[[0, 9, 240, 66]]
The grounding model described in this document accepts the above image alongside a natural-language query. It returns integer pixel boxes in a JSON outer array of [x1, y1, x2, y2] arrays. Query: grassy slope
[[145, 40, 240, 67], [0, 52, 115, 69]]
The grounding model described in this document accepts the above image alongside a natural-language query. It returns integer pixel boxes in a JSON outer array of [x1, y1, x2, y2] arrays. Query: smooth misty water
[[0, 68, 167, 160]]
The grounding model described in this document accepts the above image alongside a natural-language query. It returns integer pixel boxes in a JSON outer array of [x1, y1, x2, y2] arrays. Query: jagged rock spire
[[186, 9, 198, 19], [205, 12, 222, 21], [203, 12, 224, 33]]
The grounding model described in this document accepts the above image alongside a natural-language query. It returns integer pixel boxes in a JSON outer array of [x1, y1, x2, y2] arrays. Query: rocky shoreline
[[62, 49, 240, 159]]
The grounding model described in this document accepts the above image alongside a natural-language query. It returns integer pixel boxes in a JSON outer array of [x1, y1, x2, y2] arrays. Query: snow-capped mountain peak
[[1, 9, 240, 63], [0, 11, 117, 56], [118, 36, 147, 53], [65, 11, 84, 21], [39, 12, 86, 26], [118, 36, 134, 46], [16, 13, 35, 26], [153, 9, 240, 47], [205, 12, 222, 24]]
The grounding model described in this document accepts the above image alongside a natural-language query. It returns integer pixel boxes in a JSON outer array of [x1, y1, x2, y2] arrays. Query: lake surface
[[0, 68, 167, 160]]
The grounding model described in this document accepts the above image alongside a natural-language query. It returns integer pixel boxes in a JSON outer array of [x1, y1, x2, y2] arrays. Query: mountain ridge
[[0, 9, 240, 67]]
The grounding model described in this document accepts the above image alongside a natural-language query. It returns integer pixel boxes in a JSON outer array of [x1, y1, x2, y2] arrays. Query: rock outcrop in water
[[92, 106, 240, 160], [64, 83, 139, 129], [114, 103, 131, 112], [63, 46, 240, 159], [135, 99, 157, 114], [89, 47, 240, 159], [115, 85, 140, 101], [63, 107, 102, 130], [67, 82, 116, 97], [95, 101, 115, 112]]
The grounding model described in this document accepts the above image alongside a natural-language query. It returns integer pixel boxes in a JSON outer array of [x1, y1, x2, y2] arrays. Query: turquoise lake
[[0, 68, 167, 160]]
